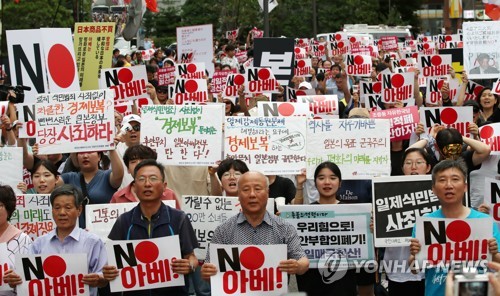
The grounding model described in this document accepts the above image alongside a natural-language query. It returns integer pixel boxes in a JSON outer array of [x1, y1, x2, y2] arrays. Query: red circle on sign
[[47, 44, 75, 88], [391, 74, 405, 88], [318, 45, 325, 51], [349, 37, 356, 43], [115, 106, 127, 113], [298, 39, 304, 44], [423, 37, 428, 42], [187, 64, 197, 73], [441, 108, 458, 124], [278, 103, 295, 116], [138, 98, 149, 108], [445, 35, 452, 41], [338, 41, 344, 48], [240, 246, 265, 270], [258, 68, 271, 80], [294, 48, 301, 54], [373, 82, 382, 93], [431, 55, 442, 66], [354, 55, 364, 65], [446, 220, 471, 242], [43, 256, 66, 277], [335, 34, 342, 41], [234, 74, 245, 85], [423, 43, 430, 50], [400, 60, 408, 67], [185, 80, 198, 93], [118, 68, 133, 84], [135, 241, 159, 264], [437, 79, 445, 89], [297, 60, 306, 68], [412, 53, 418, 59], [480, 126, 494, 139]]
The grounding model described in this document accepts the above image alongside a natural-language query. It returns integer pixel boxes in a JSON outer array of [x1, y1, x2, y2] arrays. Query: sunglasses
[[125, 124, 141, 132], [157, 89, 168, 94]]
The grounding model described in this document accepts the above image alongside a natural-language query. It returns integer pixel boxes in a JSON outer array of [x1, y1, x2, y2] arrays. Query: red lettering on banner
[[109, 80, 147, 101], [347, 64, 371, 75], [37, 122, 113, 145], [423, 65, 448, 77], [175, 92, 208, 105], [295, 67, 311, 76], [120, 259, 174, 289], [28, 274, 85, 295], [484, 136, 500, 152], [248, 79, 276, 93], [310, 100, 337, 114], [222, 267, 282, 294], [494, 204, 500, 221], [382, 85, 413, 103], [0, 263, 8, 287], [427, 239, 489, 265]]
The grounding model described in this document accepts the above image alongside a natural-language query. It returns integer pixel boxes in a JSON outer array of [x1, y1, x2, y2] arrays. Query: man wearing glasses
[[103, 159, 199, 296]]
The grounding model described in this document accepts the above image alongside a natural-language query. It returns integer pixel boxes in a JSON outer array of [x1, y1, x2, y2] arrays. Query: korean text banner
[[484, 177, 500, 226], [224, 116, 307, 175], [176, 24, 214, 76], [370, 106, 419, 142], [15, 253, 89, 296], [141, 104, 224, 165], [0, 147, 23, 194], [306, 119, 391, 179], [85, 201, 175, 241], [210, 244, 287, 296], [11, 194, 54, 240], [35, 89, 115, 154], [183, 195, 275, 259], [372, 175, 440, 247], [74, 23, 115, 90], [280, 204, 374, 268], [106, 236, 184, 292], [253, 38, 295, 87], [415, 217, 493, 266]]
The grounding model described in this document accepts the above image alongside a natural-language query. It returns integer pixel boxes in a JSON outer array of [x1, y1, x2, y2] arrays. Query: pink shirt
[[110, 183, 180, 209]]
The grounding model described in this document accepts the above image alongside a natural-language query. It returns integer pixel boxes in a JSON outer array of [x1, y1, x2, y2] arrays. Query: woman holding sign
[[295, 161, 359, 296]]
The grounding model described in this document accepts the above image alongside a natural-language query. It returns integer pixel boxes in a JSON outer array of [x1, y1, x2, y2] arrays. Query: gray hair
[[431, 159, 468, 185]]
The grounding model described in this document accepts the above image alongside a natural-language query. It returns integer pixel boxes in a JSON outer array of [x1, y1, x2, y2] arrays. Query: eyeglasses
[[222, 171, 242, 178], [136, 175, 162, 184], [403, 160, 427, 167], [126, 125, 140, 132], [157, 89, 168, 94]]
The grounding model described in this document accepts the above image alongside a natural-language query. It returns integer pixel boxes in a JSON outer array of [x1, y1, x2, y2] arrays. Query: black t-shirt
[[269, 175, 296, 213]]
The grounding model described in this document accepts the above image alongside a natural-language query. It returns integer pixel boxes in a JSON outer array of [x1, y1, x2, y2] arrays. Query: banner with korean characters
[[417, 54, 452, 78], [183, 195, 275, 259], [141, 104, 224, 165], [224, 116, 307, 175], [209, 244, 287, 296], [11, 194, 54, 240], [99, 66, 150, 102], [414, 217, 492, 266], [485, 177, 500, 228], [280, 204, 374, 269], [176, 24, 214, 75], [306, 119, 391, 179], [106, 236, 184, 292], [296, 95, 339, 118], [85, 201, 175, 241], [35, 89, 115, 154], [257, 101, 311, 117], [370, 106, 419, 141], [74, 22, 115, 90], [0, 147, 23, 194], [15, 253, 89, 296], [479, 123, 500, 155], [419, 107, 473, 138], [0, 243, 9, 292], [372, 176, 440, 247]]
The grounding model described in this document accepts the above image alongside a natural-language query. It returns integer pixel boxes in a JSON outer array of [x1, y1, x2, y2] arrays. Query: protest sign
[[35, 90, 115, 154], [373, 176, 440, 247], [176, 24, 214, 75], [257, 102, 311, 117], [417, 54, 452, 77], [296, 95, 339, 118], [235, 50, 248, 64], [210, 244, 287, 295], [327, 40, 350, 56], [0, 243, 10, 292], [223, 73, 245, 97], [224, 116, 307, 174], [370, 106, 419, 141], [306, 119, 391, 179], [250, 27, 263, 39], [392, 58, 417, 69], [173, 78, 209, 104], [294, 59, 312, 77], [106, 236, 184, 292], [345, 54, 372, 77], [175, 62, 206, 79], [11, 194, 54, 240], [157, 66, 176, 86], [493, 79, 500, 95], [17, 103, 37, 138], [74, 23, 115, 90], [244, 67, 278, 94], [99, 66, 150, 102], [225, 29, 239, 41], [380, 72, 415, 104], [86, 201, 176, 241], [15, 253, 89, 296], [360, 80, 382, 111], [210, 69, 236, 94], [416, 42, 436, 55], [309, 43, 326, 59], [6, 29, 48, 102], [280, 204, 374, 268], [0, 147, 23, 194], [253, 38, 295, 87], [285, 87, 315, 102], [425, 77, 446, 105], [294, 47, 308, 59], [295, 38, 310, 48], [461, 80, 484, 101], [485, 177, 500, 226], [479, 123, 500, 155], [378, 36, 399, 51], [415, 217, 492, 266], [183, 196, 275, 259], [463, 21, 500, 79], [141, 104, 223, 165], [420, 107, 473, 137]]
